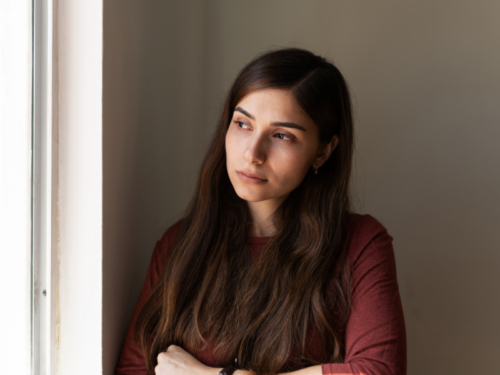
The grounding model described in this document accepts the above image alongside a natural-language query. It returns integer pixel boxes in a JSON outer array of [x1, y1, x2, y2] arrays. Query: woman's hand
[[155, 345, 221, 375]]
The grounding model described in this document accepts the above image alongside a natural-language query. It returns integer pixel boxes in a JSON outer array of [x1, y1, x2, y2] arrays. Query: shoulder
[[344, 213, 394, 265], [346, 213, 391, 240], [150, 217, 187, 273], [156, 217, 187, 250]]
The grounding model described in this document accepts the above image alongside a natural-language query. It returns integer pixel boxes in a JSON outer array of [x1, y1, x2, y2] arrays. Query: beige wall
[[103, 1, 500, 374], [103, 1, 220, 373]]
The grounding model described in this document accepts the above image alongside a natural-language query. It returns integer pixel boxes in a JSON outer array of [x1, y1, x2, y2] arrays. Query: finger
[[157, 351, 168, 363]]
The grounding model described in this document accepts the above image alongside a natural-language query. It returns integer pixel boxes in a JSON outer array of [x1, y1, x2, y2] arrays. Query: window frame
[[32, 0, 58, 373], [31, 1, 103, 374]]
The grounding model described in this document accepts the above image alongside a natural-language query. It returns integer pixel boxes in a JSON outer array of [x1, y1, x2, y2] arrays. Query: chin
[[233, 186, 271, 203]]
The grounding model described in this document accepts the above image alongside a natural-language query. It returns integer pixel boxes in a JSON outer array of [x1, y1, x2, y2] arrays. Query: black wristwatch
[[217, 366, 238, 375]]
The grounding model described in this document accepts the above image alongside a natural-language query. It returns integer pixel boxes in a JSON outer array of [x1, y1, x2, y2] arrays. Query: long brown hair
[[136, 48, 355, 375]]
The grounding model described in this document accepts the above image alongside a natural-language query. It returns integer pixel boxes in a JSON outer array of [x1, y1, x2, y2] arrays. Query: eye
[[275, 132, 294, 142], [235, 120, 250, 129], [234, 120, 294, 142]]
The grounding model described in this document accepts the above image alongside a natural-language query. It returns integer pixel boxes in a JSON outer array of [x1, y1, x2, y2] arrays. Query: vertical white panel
[[58, 0, 103, 374], [0, 0, 33, 373], [32, 0, 58, 374]]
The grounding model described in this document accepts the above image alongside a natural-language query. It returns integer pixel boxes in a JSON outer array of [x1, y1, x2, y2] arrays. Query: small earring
[[314, 166, 318, 175]]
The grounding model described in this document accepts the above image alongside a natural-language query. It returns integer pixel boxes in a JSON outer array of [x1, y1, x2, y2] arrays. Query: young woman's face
[[225, 88, 334, 204]]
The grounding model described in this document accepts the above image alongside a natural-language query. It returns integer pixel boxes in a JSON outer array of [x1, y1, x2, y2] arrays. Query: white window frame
[[32, 0, 58, 373], [32, 1, 103, 374]]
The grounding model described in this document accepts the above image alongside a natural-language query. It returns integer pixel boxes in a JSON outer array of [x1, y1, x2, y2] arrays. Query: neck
[[246, 195, 287, 237]]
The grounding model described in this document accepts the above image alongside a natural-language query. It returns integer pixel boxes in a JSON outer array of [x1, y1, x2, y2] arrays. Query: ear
[[312, 135, 339, 169]]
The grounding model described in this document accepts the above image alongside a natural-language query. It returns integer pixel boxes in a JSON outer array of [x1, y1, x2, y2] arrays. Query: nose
[[243, 134, 267, 165]]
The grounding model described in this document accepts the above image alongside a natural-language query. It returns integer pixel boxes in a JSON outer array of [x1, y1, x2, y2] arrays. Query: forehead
[[234, 89, 316, 129]]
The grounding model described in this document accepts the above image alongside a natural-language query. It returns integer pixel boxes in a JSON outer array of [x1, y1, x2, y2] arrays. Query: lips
[[236, 170, 268, 185], [237, 170, 267, 180]]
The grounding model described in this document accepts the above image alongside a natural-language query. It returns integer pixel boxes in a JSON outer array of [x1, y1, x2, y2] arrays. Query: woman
[[116, 48, 406, 375]]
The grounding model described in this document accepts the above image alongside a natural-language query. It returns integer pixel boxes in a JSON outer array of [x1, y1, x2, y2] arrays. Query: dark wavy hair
[[136, 48, 355, 375]]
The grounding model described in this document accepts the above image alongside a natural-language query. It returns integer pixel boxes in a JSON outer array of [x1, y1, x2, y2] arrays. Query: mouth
[[236, 170, 268, 185]]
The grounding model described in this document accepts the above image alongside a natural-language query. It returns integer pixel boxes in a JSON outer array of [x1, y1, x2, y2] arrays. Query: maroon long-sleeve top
[[115, 214, 407, 375]]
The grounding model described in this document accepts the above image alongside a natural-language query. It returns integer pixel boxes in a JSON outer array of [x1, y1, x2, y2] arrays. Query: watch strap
[[217, 366, 238, 375]]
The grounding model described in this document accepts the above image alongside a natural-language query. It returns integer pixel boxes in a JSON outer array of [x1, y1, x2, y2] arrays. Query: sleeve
[[115, 219, 185, 375], [321, 215, 407, 375]]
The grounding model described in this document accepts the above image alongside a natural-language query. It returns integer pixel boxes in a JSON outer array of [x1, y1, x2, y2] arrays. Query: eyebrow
[[234, 106, 307, 132]]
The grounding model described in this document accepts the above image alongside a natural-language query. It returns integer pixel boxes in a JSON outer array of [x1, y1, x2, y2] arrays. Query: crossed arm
[[116, 215, 407, 375], [155, 345, 321, 375]]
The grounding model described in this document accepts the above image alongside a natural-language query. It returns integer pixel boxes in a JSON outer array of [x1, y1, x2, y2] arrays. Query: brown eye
[[275, 132, 293, 142], [235, 120, 249, 129]]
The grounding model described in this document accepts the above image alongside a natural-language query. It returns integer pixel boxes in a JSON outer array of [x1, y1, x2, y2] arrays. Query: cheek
[[273, 149, 312, 186], [225, 129, 240, 167], [225, 130, 234, 163]]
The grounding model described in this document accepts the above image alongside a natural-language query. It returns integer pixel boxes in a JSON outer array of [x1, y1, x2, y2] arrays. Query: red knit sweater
[[115, 214, 407, 375]]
